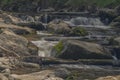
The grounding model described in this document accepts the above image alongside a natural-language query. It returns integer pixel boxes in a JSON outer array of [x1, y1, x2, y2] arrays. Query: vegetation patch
[[70, 27, 88, 36], [54, 41, 64, 54]]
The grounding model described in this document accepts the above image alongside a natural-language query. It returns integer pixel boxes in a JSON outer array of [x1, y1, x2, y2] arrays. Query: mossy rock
[[53, 41, 64, 56], [70, 27, 88, 36], [52, 40, 112, 60]]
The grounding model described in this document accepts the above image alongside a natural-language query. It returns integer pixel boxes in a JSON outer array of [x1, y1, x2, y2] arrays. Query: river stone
[[52, 40, 112, 60], [47, 20, 71, 35]]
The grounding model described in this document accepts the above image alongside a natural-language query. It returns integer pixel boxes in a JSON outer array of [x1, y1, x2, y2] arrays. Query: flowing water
[[31, 39, 58, 57], [31, 15, 119, 72], [64, 17, 109, 29]]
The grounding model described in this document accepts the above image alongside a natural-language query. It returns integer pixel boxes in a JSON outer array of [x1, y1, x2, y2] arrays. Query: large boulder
[[52, 40, 112, 60], [47, 20, 71, 35], [11, 70, 63, 80], [0, 30, 38, 57]]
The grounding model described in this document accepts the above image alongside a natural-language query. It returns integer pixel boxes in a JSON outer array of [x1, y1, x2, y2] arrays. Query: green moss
[[54, 41, 64, 54], [70, 27, 88, 36]]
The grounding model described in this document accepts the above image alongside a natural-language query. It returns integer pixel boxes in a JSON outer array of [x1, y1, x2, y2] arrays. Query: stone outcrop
[[52, 40, 112, 60], [0, 30, 38, 57]]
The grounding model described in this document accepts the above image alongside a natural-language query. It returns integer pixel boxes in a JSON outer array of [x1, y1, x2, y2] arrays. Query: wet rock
[[16, 22, 45, 30], [54, 68, 71, 79], [52, 40, 112, 60]]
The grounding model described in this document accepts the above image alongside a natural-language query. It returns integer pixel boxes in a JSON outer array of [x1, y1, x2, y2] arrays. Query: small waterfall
[[31, 39, 58, 57], [43, 13, 48, 29], [112, 55, 118, 61], [71, 17, 104, 25], [65, 17, 109, 29], [111, 50, 119, 66]]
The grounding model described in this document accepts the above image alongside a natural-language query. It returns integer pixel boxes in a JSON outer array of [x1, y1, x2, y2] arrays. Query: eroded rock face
[[0, 30, 37, 57], [52, 40, 112, 60], [11, 70, 63, 80]]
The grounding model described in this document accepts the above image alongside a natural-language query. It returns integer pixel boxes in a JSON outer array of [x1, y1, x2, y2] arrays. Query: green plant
[[70, 27, 88, 36], [54, 41, 64, 54]]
